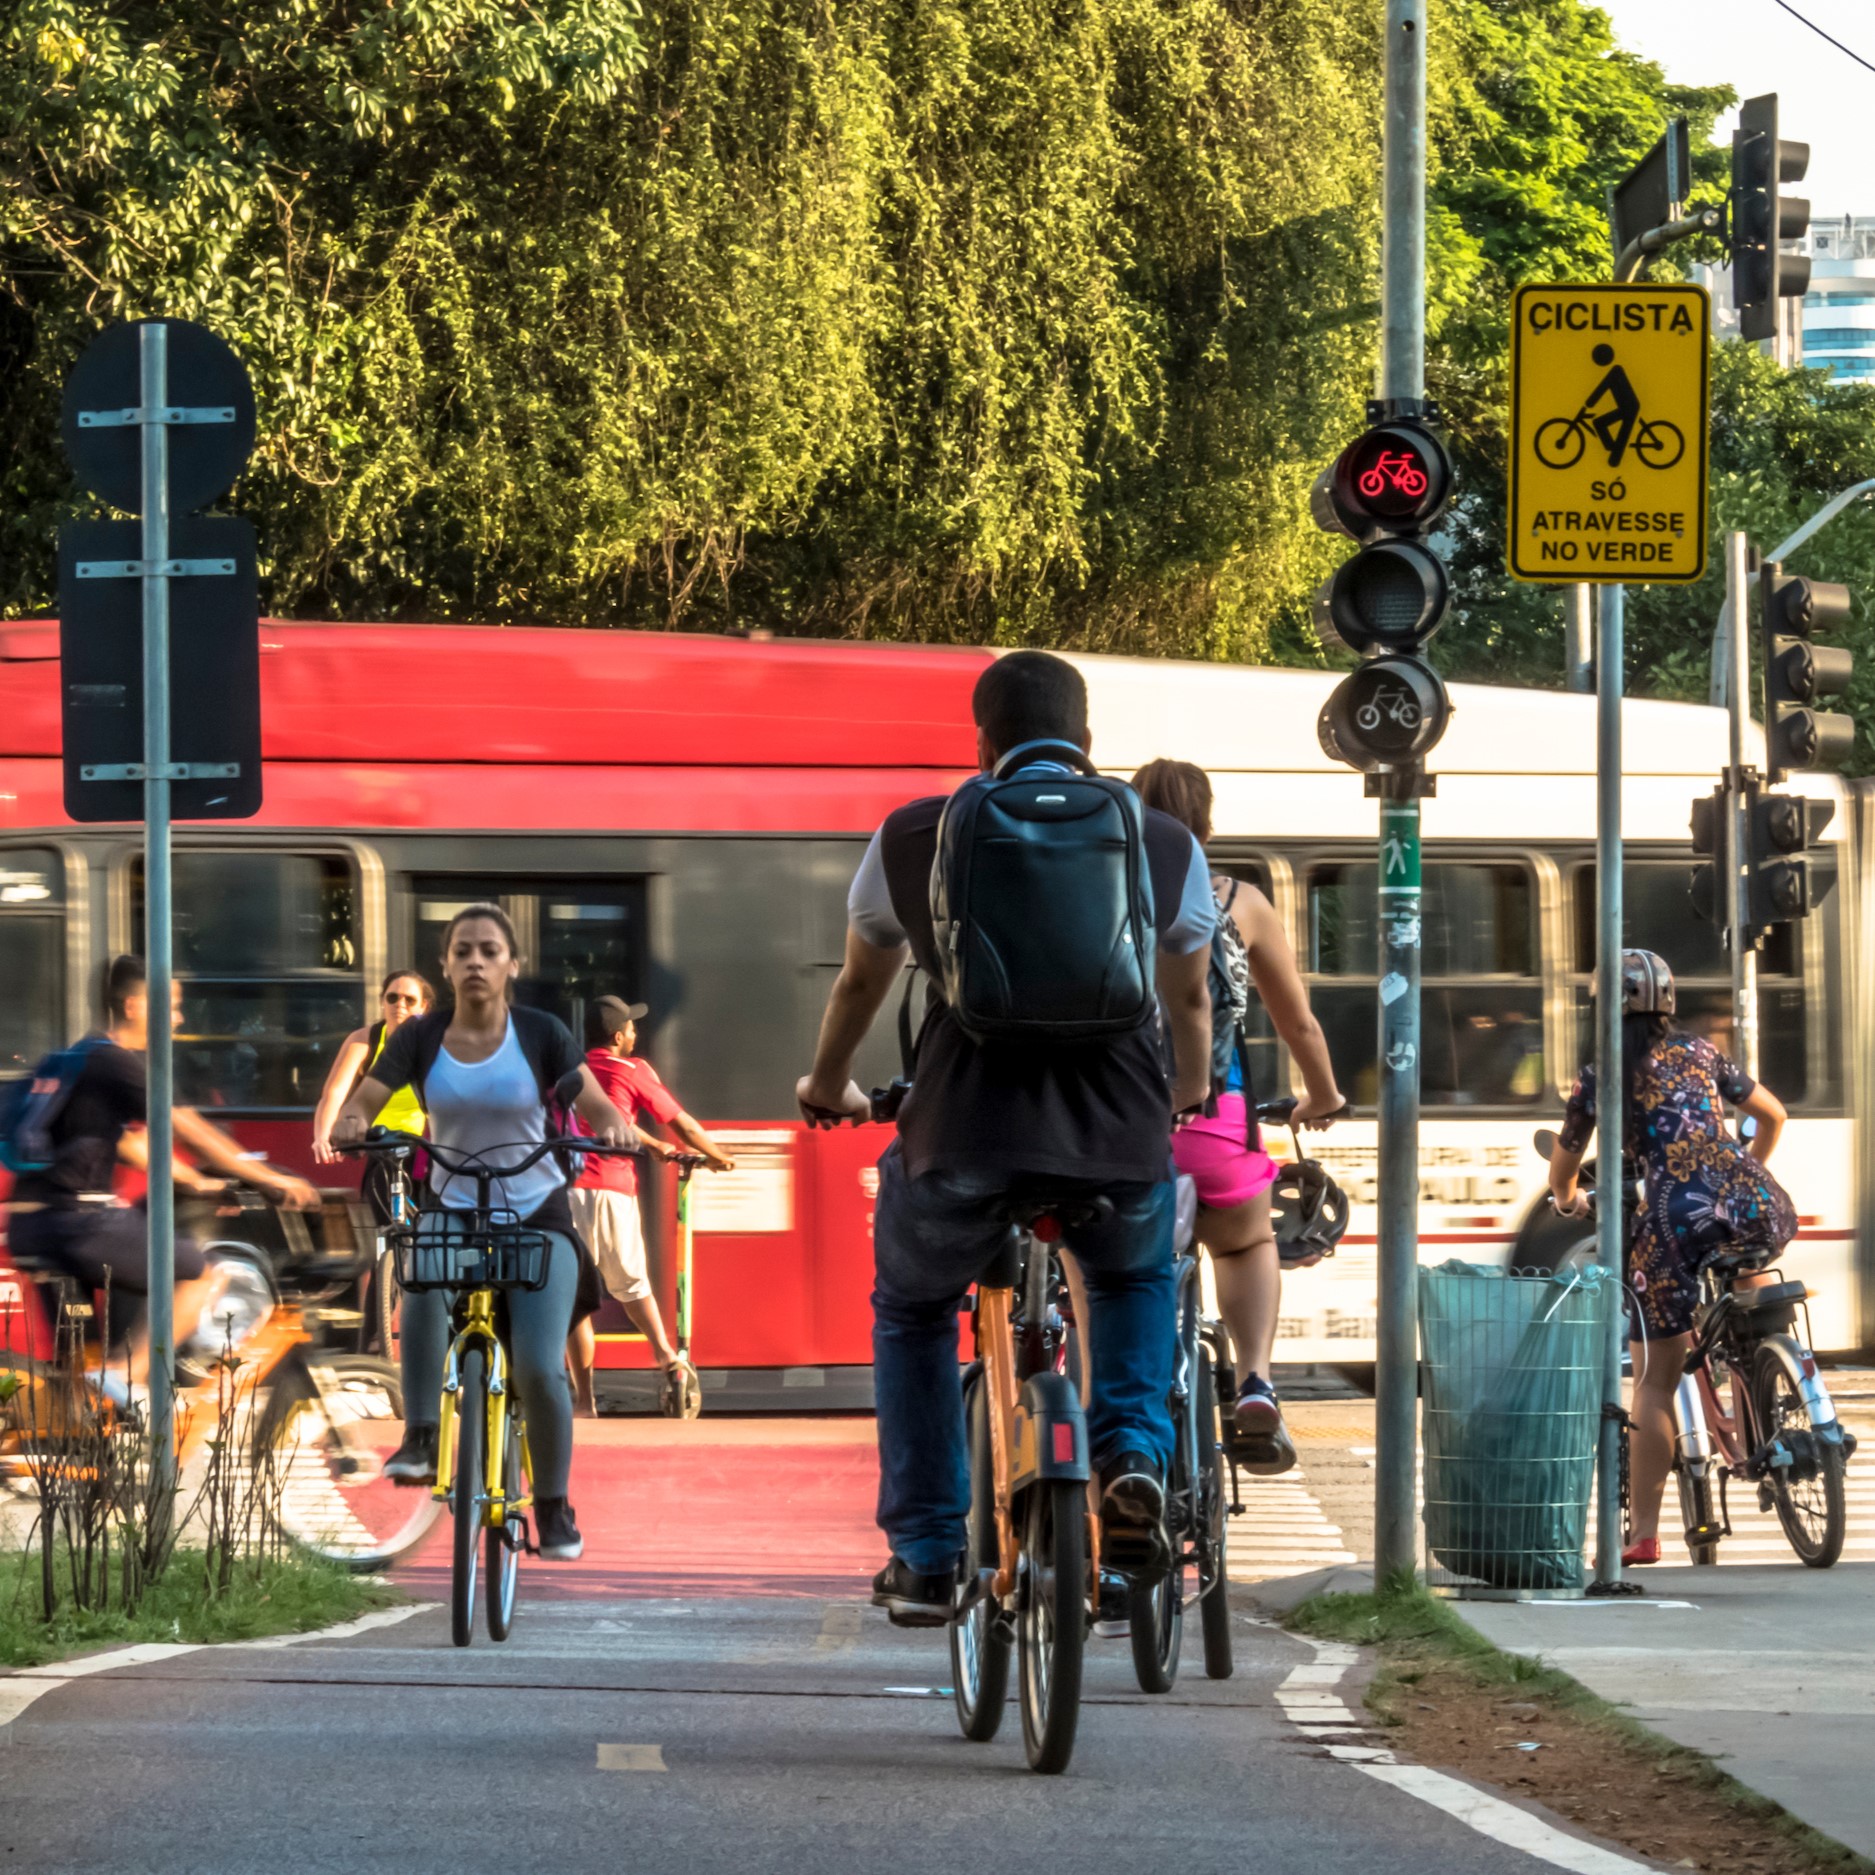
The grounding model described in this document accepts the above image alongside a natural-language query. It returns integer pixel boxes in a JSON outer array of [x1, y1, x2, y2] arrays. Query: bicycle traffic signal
[[1310, 418, 1455, 655], [1688, 785, 1725, 930], [1731, 94, 1810, 344], [1762, 562, 1856, 783], [1312, 409, 1456, 774], [1748, 792, 1837, 928]]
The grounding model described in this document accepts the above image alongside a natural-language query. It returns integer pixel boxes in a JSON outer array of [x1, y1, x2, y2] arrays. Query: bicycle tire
[[452, 1347, 486, 1646], [1753, 1338, 1846, 1568], [1131, 1276, 1200, 1695], [1633, 420, 1685, 472], [257, 1353, 443, 1572], [1195, 1346, 1233, 1680], [1674, 1459, 1722, 1566], [1534, 417, 1586, 469], [950, 1371, 1010, 1742], [374, 1246, 401, 1359], [1128, 1569, 1181, 1695], [485, 1402, 521, 1641], [1018, 1478, 1085, 1775]]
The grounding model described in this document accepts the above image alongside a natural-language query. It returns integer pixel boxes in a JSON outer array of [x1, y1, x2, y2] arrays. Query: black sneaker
[[1094, 1567, 1131, 1639], [383, 1425, 438, 1486], [536, 1496, 584, 1561], [870, 1557, 953, 1628], [1231, 1376, 1297, 1477], [1100, 1451, 1171, 1581]]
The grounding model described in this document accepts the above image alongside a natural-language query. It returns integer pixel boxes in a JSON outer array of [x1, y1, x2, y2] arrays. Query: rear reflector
[[1052, 1422, 1075, 1465]]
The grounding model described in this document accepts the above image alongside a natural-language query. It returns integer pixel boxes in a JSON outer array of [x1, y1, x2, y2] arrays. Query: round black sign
[[61, 319, 256, 517], [1323, 656, 1453, 770], [1326, 419, 1453, 539]]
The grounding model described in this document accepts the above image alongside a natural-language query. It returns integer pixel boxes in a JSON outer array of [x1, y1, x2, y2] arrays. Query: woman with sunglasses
[[312, 970, 436, 1174]]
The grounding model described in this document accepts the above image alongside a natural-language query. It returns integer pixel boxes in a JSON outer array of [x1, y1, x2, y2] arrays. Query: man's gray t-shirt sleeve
[[1159, 832, 1218, 955], [847, 830, 908, 948]]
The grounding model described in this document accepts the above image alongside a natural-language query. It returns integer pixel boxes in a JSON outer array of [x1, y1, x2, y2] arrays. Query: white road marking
[[1262, 1621, 1657, 1875], [1228, 1464, 1359, 1578], [597, 1742, 667, 1772]]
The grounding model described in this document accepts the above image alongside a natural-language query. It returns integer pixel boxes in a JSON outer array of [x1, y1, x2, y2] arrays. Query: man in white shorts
[[566, 996, 735, 1412]]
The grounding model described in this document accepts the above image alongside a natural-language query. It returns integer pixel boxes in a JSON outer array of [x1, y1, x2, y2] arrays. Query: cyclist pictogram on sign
[[1508, 283, 1709, 585]]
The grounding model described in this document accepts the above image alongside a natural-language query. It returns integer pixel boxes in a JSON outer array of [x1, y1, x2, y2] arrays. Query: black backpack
[[929, 740, 1156, 1044]]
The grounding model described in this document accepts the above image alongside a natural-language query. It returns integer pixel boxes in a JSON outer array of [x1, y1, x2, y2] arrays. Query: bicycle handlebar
[[339, 1129, 643, 1179]]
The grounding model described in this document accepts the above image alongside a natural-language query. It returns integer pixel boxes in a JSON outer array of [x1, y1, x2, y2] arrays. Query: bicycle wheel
[[1131, 1289, 1197, 1695], [1195, 1346, 1233, 1680], [1128, 1570, 1181, 1695], [1753, 1338, 1846, 1568], [950, 1371, 1010, 1742], [1017, 1478, 1086, 1775], [1633, 420, 1685, 471], [1674, 1459, 1722, 1566], [485, 1403, 521, 1642], [373, 1246, 401, 1358], [259, 1354, 443, 1572], [1534, 417, 1586, 469], [451, 1346, 487, 1646]]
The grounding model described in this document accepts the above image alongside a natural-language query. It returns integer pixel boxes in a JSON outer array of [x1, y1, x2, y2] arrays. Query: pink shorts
[[1172, 1093, 1281, 1211]]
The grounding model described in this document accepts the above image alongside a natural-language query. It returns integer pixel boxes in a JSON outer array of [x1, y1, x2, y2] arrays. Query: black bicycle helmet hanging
[[1270, 1155, 1352, 1266]]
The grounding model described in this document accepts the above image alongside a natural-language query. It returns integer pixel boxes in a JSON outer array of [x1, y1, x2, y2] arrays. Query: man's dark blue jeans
[[870, 1140, 1176, 1577]]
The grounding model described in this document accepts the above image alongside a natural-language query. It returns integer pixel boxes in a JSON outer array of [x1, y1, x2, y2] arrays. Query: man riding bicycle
[[796, 651, 1216, 1624]]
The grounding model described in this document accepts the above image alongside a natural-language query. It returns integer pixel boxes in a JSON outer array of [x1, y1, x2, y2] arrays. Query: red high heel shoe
[[1621, 1537, 1661, 1566]]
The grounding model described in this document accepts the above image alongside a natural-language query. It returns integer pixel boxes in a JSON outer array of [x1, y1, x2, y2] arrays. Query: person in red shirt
[[567, 996, 734, 1414]]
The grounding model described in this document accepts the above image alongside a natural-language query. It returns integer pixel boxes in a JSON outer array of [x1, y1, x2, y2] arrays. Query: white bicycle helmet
[[1619, 948, 1676, 1016]]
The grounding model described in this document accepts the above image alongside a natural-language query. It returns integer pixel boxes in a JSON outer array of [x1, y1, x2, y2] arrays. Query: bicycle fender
[[1011, 1373, 1089, 1490]]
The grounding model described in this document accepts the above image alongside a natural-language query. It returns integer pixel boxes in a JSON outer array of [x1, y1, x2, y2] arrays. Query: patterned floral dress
[[1559, 1033, 1797, 1338]]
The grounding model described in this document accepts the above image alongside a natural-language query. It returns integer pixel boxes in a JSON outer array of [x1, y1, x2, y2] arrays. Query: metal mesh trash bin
[[1418, 1260, 1613, 1596]]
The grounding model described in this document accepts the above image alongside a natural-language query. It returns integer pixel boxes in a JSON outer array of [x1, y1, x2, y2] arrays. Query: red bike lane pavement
[[392, 1416, 885, 1601]]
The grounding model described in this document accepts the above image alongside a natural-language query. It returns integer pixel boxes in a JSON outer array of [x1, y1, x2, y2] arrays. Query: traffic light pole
[[1726, 530, 1761, 1079], [1371, 0, 1427, 1589], [139, 321, 178, 1506]]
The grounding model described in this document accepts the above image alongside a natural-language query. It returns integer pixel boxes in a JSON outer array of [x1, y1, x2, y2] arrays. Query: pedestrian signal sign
[[1507, 283, 1709, 585]]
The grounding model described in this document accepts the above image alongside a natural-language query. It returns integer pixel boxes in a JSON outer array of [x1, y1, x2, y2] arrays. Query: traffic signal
[[1762, 562, 1856, 783], [1312, 409, 1456, 773], [1731, 94, 1811, 344], [1688, 786, 1725, 929], [1748, 792, 1837, 928], [1310, 418, 1455, 655]]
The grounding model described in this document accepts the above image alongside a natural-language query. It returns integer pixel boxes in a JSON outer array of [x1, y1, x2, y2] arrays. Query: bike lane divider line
[[0, 1601, 437, 1728], [597, 1743, 667, 1772], [1256, 1620, 1660, 1875]]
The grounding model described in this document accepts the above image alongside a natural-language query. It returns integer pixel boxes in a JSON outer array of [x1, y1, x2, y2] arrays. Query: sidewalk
[[1452, 1563, 1875, 1862]]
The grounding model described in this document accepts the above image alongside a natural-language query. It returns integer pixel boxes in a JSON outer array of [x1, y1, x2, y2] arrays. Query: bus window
[[1566, 859, 1838, 1108], [0, 849, 64, 1077], [1307, 860, 1545, 1109], [133, 851, 362, 1111], [413, 880, 648, 1045]]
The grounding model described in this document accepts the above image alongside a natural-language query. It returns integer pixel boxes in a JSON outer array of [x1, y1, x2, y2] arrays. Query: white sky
[[1599, 0, 1874, 217]]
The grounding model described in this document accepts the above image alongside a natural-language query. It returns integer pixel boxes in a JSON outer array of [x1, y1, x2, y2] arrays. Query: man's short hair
[[971, 651, 1088, 759], [104, 954, 147, 1026]]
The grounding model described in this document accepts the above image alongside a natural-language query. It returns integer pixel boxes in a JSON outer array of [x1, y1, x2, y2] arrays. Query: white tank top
[[423, 1017, 561, 1218]]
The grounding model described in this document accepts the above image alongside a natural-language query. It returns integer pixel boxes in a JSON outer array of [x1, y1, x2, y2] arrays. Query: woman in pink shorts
[[1134, 761, 1345, 1476]]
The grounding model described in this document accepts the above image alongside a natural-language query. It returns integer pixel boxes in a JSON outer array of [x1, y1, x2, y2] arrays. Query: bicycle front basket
[[389, 1210, 554, 1293]]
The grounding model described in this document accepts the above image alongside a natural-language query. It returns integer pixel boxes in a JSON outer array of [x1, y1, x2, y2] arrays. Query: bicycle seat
[[1710, 1246, 1781, 1277], [995, 1195, 1115, 1237]]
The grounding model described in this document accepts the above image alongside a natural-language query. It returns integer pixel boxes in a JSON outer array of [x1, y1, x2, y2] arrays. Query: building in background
[[1801, 215, 1875, 383]]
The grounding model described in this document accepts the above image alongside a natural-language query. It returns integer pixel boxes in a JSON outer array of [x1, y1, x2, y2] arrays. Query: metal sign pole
[[139, 322, 177, 1498], [1592, 583, 1625, 1587], [1372, 0, 1426, 1586], [1726, 530, 1761, 1079]]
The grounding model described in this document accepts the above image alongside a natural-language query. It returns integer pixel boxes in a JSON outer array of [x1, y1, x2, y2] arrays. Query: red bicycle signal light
[[1311, 420, 1453, 542]]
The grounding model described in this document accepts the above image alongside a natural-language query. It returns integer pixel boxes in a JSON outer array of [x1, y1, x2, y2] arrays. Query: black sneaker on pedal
[[536, 1497, 584, 1560], [1231, 1377, 1297, 1476], [870, 1557, 952, 1628], [1100, 1451, 1170, 1582], [383, 1425, 438, 1486]]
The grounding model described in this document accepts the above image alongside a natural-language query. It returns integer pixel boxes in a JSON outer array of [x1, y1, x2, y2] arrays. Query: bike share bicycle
[[1535, 1131, 1855, 1567], [1, 1178, 441, 1572], [344, 1125, 637, 1644]]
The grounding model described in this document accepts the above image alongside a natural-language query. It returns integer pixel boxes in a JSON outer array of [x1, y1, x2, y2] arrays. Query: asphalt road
[[0, 1417, 1627, 1875]]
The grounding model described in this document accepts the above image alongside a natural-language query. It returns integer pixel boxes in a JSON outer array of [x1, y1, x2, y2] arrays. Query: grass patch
[[0, 1545, 400, 1670], [1287, 1578, 1873, 1875]]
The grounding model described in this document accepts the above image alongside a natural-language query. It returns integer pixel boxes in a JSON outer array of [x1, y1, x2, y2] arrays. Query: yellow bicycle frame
[[432, 1287, 534, 1528]]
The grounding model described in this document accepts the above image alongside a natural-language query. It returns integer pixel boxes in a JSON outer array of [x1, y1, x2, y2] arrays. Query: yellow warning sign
[[1508, 283, 1710, 584]]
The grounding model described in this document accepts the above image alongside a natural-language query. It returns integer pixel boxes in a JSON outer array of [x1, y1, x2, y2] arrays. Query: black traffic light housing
[[1748, 791, 1837, 927], [1731, 94, 1811, 344], [1688, 785, 1725, 929], [1762, 562, 1856, 783], [1312, 404, 1456, 775], [1311, 417, 1456, 656]]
